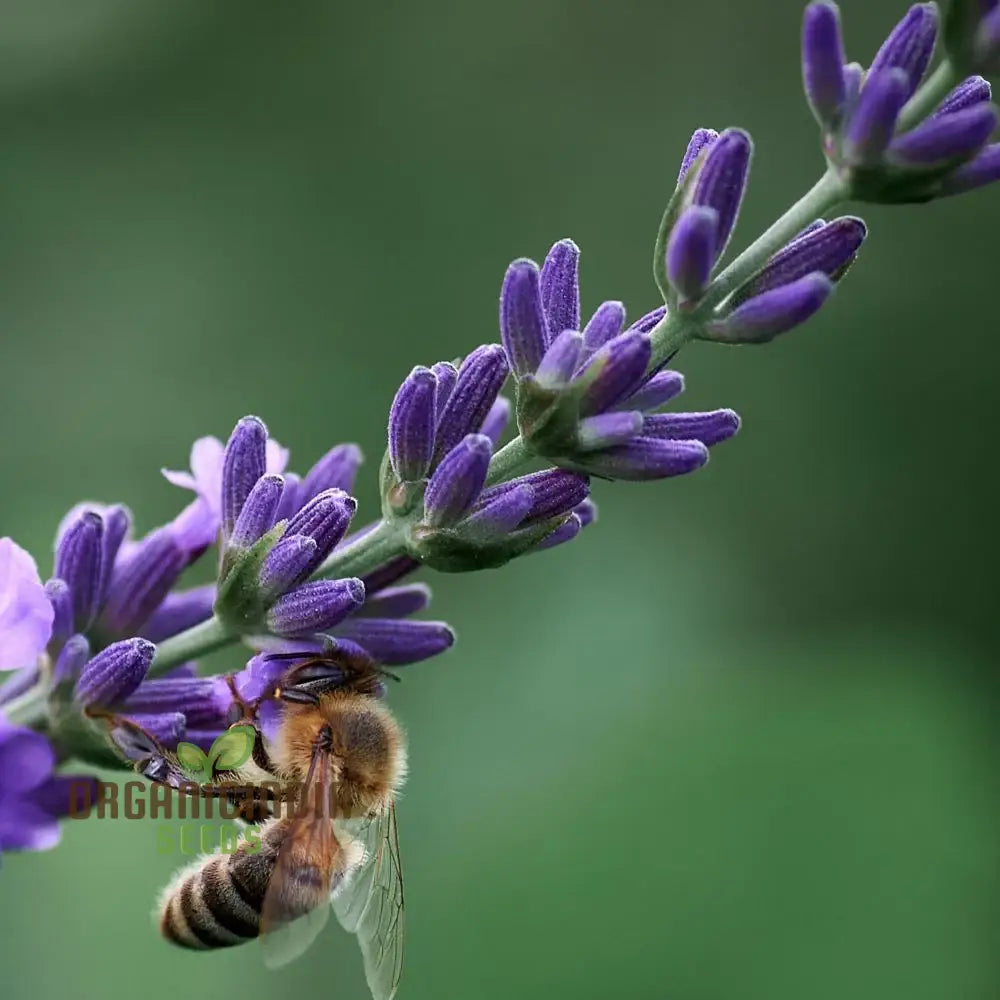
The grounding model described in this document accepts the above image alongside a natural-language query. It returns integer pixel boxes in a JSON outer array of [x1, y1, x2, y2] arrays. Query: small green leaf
[[176, 742, 209, 776], [208, 725, 256, 770]]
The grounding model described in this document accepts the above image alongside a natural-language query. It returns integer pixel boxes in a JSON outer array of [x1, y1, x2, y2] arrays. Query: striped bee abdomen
[[159, 822, 287, 951]]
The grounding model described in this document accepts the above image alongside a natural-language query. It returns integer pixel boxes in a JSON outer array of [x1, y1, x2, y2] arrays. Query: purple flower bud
[[228, 474, 284, 552], [937, 142, 1000, 195], [666, 206, 719, 301], [738, 217, 867, 300], [577, 412, 644, 451], [500, 259, 547, 377], [284, 489, 357, 568], [301, 444, 363, 502], [334, 618, 454, 665], [431, 362, 458, 426], [125, 675, 231, 729], [424, 435, 492, 528], [356, 583, 431, 619], [141, 585, 215, 643], [99, 505, 131, 603], [52, 634, 90, 687], [618, 370, 685, 412], [581, 301, 626, 356], [576, 438, 709, 481], [389, 366, 437, 482], [691, 128, 752, 260], [74, 637, 155, 708], [802, 2, 847, 129], [934, 76, 992, 116], [100, 528, 186, 636], [266, 578, 366, 638], [677, 128, 719, 184], [890, 103, 999, 166], [642, 409, 741, 446], [272, 473, 302, 525], [535, 330, 584, 388], [45, 578, 73, 652], [464, 484, 534, 536], [627, 305, 667, 334], [869, 3, 939, 102], [481, 396, 511, 446], [221, 417, 267, 539], [531, 513, 582, 552], [433, 345, 509, 463], [258, 534, 318, 597], [578, 331, 652, 416], [519, 470, 590, 522], [714, 272, 834, 343], [842, 69, 910, 166], [54, 511, 103, 631], [539, 239, 580, 343]]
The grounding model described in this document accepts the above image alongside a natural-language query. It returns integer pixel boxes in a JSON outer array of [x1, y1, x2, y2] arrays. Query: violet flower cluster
[[3, 0, 1000, 857]]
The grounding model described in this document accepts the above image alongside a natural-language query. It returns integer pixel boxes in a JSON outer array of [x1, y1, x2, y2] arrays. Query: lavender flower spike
[[802, 2, 847, 131], [221, 416, 268, 539], [389, 366, 437, 482], [74, 637, 156, 708], [0, 539, 55, 672]]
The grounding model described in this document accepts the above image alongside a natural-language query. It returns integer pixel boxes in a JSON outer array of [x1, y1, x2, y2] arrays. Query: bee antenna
[[377, 668, 403, 684]]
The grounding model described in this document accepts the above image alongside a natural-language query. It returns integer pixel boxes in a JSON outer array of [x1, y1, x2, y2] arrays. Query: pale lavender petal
[[0, 538, 55, 672]]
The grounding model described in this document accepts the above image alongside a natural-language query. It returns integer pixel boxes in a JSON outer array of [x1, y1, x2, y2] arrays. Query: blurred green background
[[1, 1, 998, 998]]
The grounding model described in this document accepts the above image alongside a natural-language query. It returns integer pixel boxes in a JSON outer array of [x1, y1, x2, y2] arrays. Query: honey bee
[[100, 643, 408, 1000]]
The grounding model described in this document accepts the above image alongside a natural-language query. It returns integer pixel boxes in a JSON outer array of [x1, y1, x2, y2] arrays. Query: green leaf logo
[[175, 725, 256, 779]]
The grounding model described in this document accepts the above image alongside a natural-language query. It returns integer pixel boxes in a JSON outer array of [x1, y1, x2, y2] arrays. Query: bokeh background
[[1, 1, 998, 998]]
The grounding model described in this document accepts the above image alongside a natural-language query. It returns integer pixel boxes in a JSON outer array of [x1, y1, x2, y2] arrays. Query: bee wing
[[332, 802, 405, 1000], [259, 751, 337, 969]]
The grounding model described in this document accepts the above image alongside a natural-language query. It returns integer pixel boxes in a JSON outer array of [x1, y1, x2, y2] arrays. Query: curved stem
[[148, 615, 234, 677], [315, 518, 405, 580], [485, 435, 533, 486], [898, 60, 959, 133]]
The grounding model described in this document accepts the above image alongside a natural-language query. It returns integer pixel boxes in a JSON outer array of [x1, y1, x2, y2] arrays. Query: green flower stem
[[898, 59, 960, 133], [647, 167, 848, 368], [3, 682, 49, 729], [315, 517, 405, 580], [148, 615, 234, 677], [485, 434, 534, 486]]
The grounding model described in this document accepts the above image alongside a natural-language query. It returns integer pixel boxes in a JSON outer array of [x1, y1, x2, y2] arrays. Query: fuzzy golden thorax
[[267, 692, 407, 819]]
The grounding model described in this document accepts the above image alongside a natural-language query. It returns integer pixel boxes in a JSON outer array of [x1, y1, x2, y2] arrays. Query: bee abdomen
[[159, 831, 283, 950]]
